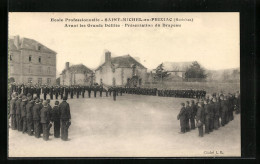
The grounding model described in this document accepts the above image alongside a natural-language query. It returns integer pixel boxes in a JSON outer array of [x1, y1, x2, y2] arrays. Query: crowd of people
[[9, 92, 71, 141], [9, 82, 240, 138], [177, 92, 240, 137], [158, 89, 206, 98]]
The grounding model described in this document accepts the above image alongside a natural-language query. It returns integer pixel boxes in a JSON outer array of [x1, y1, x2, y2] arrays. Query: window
[[29, 55, 32, 62], [38, 56, 41, 63], [112, 67, 115, 73], [38, 78, 42, 84], [100, 67, 102, 73], [28, 78, 32, 83], [10, 54, 12, 61], [38, 45, 41, 51], [47, 78, 51, 84], [100, 78, 102, 84]]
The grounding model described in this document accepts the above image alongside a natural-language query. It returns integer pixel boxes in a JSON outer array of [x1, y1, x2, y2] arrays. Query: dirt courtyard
[[8, 94, 241, 157]]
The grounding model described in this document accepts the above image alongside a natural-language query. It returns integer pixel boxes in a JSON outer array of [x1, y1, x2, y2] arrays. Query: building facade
[[9, 35, 57, 85], [95, 51, 147, 87], [60, 62, 94, 86]]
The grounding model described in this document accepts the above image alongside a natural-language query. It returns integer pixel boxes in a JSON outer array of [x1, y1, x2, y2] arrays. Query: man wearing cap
[[177, 103, 186, 133], [204, 100, 210, 134], [16, 94, 23, 131], [213, 98, 220, 130], [196, 102, 205, 137], [190, 100, 196, 130], [10, 93, 17, 130], [33, 98, 41, 138], [26, 94, 34, 136], [185, 101, 191, 132], [208, 99, 214, 132], [46, 99, 53, 135], [51, 101, 61, 138], [40, 100, 51, 141], [59, 96, 71, 141], [20, 95, 28, 133]]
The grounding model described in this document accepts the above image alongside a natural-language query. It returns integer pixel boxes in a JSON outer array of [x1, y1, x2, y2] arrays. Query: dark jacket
[[10, 98, 16, 115], [40, 106, 50, 123], [214, 102, 220, 117], [196, 106, 205, 123], [32, 103, 41, 120], [20, 100, 27, 117], [15, 98, 22, 115], [59, 101, 71, 120], [51, 105, 60, 121], [26, 101, 34, 119], [177, 107, 186, 127]]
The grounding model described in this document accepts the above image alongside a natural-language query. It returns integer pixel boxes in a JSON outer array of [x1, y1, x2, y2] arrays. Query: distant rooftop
[[96, 54, 146, 71], [61, 64, 93, 75], [9, 35, 56, 54]]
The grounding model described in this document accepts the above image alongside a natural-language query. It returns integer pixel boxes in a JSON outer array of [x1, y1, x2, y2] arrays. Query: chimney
[[14, 35, 20, 49], [105, 51, 111, 63], [65, 62, 69, 70]]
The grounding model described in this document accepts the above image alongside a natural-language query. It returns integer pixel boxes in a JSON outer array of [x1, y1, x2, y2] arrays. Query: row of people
[[158, 89, 206, 98], [177, 92, 240, 137], [9, 92, 71, 141]]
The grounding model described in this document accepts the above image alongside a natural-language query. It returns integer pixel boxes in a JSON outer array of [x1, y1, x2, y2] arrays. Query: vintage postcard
[[8, 12, 240, 157]]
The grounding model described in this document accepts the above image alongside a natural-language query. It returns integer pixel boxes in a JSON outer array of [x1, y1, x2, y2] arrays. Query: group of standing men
[[9, 91, 71, 141], [177, 92, 240, 137]]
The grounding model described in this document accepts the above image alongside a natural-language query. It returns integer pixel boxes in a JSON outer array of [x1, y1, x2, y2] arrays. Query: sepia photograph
[[8, 12, 240, 157]]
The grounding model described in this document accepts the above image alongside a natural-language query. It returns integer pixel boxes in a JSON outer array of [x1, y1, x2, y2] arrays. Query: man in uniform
[[59, 96, 71, 141], [213, 98, 220, 130], [60, 86, 64, 100], [54, 86, 59, 100], [16, 94, 23, 131], [196, 102, 205, 137], [26, 94, 34, 136], [177, 103, 186, 133], [87, 86, 91, 98], [50, 86, 54, 100], [20, 95, 28, 134], [190, 100, 196, 130], [82, 86, 85, 98], [76, 86, 80, 99], [40, 100, 51, 141], [32, 98, 41, 138], [70, 86, 74, 99], [112, 87, 116, 101], [185, 101, 191, 132], [51, 101, 61, 138], [204, 100, 210, 134], [10, 93, 17, 130], [42, 85, 48, 100], [36, 86, 41, 99], [208, 99, 214, 132], [47, 99, 53, 135], [94, 86, 97, 98]]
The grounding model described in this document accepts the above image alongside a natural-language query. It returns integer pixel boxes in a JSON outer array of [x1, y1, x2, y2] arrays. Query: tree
[[185, 61, 207, 79], [154, 63, 170, 81]]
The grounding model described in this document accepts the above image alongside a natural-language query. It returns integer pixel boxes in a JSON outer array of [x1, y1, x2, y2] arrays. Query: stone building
[[60, 62, 94, 86], [95, 51, 147, 87], [8, 35, 57, 85]]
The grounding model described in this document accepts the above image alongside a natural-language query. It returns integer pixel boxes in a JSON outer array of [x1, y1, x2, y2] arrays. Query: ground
[[8, 93, 241, 157]]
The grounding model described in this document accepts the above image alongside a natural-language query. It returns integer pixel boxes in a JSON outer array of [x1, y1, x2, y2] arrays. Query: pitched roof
[[96, 54, 146, 71], [161, 61, 194, 72], [9, 37, 56, 54], [61, 64, 93, 75]]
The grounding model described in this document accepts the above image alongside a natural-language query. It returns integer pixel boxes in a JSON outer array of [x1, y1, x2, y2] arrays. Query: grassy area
[[143, 81, 240, 94]]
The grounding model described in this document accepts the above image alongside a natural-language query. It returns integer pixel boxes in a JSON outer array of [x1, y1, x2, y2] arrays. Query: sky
[[9, 12, 239, 75]]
